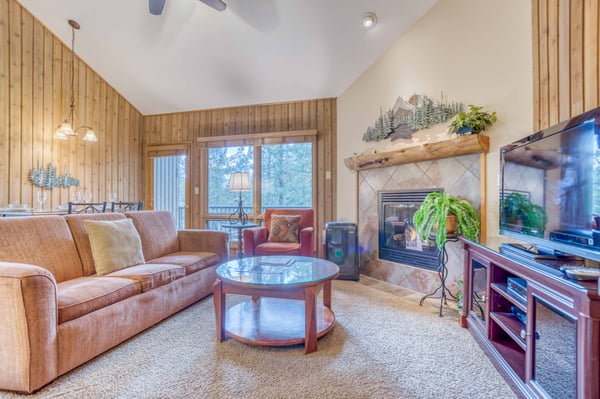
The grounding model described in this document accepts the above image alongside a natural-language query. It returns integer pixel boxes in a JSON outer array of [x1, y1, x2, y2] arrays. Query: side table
[[222, 222, 258, 258]]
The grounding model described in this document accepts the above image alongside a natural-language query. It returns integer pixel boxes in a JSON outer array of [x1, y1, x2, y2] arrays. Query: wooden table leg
[[304, 285, 318, 354], [213, 279, 226, 342], [323, 280, 332, 309]]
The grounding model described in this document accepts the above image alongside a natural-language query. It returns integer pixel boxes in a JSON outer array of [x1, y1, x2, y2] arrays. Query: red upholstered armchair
[[243, 209, 314, 257]]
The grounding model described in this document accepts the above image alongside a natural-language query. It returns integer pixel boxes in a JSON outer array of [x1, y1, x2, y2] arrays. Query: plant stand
[[419, 236, 458, 316]]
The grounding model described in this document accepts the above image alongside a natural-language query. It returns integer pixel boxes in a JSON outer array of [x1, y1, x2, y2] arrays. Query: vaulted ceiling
[[18, 0, 438, 115]]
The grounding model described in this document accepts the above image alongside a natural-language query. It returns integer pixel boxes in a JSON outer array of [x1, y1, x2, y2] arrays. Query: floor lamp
[[228, 172, 251, 224]]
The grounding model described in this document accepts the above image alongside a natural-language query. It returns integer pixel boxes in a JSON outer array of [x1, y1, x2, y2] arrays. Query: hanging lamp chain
[[69, 22, 75, 125]]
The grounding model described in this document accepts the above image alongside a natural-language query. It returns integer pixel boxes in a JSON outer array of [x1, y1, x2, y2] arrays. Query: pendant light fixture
[[54, 19, 97, 142]]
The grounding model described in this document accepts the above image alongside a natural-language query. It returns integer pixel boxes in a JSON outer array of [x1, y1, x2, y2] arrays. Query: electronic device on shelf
[[499, 243, 584, 277], [499, 106, 600, 263], [500, 243, 580, 261], [560, 266, 600, 281], [507, 277, 527, 304], [510, 305, 527, 325]]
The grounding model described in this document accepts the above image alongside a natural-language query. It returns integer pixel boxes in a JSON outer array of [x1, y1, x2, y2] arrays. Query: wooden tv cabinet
[[460, 238, 600, 399]]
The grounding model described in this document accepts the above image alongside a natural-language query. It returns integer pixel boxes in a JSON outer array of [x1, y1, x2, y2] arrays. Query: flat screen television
[[499, 106, 600, 262]]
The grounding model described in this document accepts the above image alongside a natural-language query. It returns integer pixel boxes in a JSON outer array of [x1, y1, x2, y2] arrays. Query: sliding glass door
[[147, 145, 189, 230]]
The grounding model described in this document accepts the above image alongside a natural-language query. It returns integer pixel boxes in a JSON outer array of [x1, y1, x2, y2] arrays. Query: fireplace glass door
[[378, 190, 441, 270]]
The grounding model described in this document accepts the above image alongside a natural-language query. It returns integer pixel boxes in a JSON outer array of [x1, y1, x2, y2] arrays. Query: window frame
[[198, 130, 317, 227]]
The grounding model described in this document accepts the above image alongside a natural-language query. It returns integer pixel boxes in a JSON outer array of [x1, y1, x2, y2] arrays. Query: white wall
[[337, 0, 533, 242]]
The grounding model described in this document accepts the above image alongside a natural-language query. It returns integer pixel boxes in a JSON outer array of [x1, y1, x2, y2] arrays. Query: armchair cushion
[[244, 209, 315, 257], [268, 214, 301, 243]]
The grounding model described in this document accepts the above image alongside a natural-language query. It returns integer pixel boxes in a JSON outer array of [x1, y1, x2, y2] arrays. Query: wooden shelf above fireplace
[[344, 134, 490, 172]]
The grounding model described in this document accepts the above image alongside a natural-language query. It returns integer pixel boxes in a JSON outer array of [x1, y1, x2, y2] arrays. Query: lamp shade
[[229, 172, 251, 191], [82, 128, 98, 142], [55, 121, 74, 140]]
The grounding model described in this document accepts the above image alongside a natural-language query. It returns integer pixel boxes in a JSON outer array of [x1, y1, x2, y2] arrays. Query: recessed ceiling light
[[361, 12, 377, 30]]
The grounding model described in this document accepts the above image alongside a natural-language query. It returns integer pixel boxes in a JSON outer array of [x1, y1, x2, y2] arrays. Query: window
[[205, 141, 313, 228], [261, 143, 312, 211], [207, 146, 254, 216]]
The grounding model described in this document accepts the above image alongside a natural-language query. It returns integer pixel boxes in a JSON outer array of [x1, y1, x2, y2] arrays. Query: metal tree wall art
[[362, 94, 463, 142], [29, 162, 80, 189]]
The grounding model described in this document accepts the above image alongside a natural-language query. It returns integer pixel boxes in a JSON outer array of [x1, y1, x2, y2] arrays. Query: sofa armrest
[[299, 226, 314, 256], [178, 229, 230, 261], [0, 262, 58, 393], [243, 226, 268, 257]]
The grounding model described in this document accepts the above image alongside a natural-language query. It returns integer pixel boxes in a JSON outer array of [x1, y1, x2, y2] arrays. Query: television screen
[[500, 107, 600, 262]]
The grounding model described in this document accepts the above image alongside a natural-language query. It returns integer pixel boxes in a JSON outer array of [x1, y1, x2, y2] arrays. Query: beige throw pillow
[[84, 219, 145, 275], [268, 214, 301, 243]]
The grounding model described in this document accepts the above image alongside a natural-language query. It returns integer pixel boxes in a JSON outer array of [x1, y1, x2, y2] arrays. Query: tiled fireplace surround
[[357, 153, 482, 296]]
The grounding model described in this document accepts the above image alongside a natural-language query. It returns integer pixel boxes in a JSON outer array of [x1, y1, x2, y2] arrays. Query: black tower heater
[[325, 222, 359, 280]]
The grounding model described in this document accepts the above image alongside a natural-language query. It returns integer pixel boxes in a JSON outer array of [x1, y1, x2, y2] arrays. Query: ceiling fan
[[149, 0, 226, 15]]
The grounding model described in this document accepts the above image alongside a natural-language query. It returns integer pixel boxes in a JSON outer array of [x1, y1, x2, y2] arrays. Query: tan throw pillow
[[84, 219, 145, 275], [268, 214, 301, 243]]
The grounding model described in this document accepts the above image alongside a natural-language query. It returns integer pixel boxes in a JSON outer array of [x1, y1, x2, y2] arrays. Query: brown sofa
[[0, 211, 228, 393]]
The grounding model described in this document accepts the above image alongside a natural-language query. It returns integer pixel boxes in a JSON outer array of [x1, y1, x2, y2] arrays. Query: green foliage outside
[[208, 146, 254, 211], [261, 143, 312, 208], [207, 143, 312, 213]]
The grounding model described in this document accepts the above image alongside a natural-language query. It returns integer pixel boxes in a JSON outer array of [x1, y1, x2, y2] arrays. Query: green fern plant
[[413, 192, 480, 250]]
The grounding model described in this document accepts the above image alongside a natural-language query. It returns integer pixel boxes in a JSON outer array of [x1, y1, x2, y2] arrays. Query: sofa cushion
[[105, 263, 185, 292], [84, 219, 146, 276], [0, 216, 84, 282], [268, 214, 301, 243], [255, 242, 301, 255], [148, 252, 220, 275], [57, 276, 142, 323], [125, 211, 180, 261], [65, 213, 128, 276]]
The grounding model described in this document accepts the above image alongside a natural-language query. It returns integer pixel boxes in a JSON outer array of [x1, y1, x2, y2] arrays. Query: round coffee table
[[213, 256, 340, 354]]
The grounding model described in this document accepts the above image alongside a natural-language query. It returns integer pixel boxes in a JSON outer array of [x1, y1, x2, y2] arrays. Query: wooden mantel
[[344, 134, 490, 172]]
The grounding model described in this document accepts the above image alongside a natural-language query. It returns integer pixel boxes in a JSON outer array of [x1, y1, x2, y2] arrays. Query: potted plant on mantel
[[412, 191, 480, 251], [450, 104, 497, 135]]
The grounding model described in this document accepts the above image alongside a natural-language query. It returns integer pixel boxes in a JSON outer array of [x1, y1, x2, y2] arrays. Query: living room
[[0, 0, 598, 398]]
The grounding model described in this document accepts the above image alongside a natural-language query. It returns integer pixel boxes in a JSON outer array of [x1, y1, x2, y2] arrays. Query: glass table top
[[216, 256, 339, 286]]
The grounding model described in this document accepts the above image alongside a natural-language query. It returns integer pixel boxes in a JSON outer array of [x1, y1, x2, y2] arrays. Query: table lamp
[[228, 172, 251, 224]]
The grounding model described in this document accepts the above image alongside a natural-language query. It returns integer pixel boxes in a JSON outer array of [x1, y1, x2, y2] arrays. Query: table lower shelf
[[224, 297, 335, 346]]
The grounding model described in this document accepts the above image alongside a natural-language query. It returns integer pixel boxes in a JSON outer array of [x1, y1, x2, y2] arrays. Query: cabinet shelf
[[491, 282, 527, 313], [490, 312, 527, 351], [490, 340, 526, 382]]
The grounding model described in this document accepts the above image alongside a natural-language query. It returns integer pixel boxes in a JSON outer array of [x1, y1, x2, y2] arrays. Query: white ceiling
[[18, 0, 438, 115]]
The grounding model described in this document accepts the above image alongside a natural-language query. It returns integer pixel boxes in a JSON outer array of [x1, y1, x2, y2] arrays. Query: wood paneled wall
[[143, 99, 337, 256], [0, 0, 143, 210], [533, 0, 600, 129]]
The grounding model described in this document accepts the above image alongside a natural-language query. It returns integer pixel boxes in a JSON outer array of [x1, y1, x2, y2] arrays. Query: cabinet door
[[470, 258, 488, 323], [528, 292, 577, 399], [464, 252, 490, 333]]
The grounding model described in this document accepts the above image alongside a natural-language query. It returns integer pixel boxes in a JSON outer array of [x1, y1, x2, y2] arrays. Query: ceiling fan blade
[[149, 0, 166, 15], [199, 0, 227, 12]]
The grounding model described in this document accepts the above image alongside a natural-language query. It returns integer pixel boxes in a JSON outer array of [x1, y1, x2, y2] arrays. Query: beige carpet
[[1, 280, 517, 399]]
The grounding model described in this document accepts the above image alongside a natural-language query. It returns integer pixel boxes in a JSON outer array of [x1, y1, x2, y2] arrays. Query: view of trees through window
[[261, 143, 312, 210], [207, 143, 312, 218], [208, 146, 254, 214]]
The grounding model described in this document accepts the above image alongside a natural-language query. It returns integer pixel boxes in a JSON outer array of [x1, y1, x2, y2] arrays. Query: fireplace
[[378, 189, 441, 271]]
